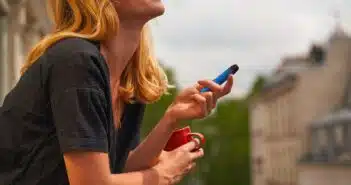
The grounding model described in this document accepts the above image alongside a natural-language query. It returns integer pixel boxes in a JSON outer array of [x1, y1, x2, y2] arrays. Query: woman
[[0, 0, 234, 185]]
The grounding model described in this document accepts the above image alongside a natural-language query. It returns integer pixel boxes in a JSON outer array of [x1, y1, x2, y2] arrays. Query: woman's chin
[[148, 3, 165, 18]]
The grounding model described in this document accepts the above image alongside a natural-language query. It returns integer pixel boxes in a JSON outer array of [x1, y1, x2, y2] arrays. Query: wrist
[[162, 109, 178, 130], [151, 165, 172, 185]]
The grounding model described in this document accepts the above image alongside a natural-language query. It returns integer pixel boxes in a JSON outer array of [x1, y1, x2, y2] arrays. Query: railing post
[[326, 125, 336, 160]]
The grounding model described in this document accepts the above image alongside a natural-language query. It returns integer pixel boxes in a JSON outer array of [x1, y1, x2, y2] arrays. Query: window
[[282, 96, 287, 136], [344, 124, 351, 150], [309, 44, 326, 64], [271, 101, 278, 137], [319, 129, 327, 148], [270, 102, 274, 137], [278, 99, 283, 137], [256, 157, 263, 174], [252, 157, 263, 174]]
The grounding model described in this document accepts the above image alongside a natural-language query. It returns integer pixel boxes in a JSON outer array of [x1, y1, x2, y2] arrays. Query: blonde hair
[[21, 0, 169, 127]]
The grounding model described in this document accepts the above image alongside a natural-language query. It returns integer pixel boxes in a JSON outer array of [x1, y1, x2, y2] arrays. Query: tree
[[141, 68, 265, 185], [246, 75, 266, 100], [141, 67, 179, 137]]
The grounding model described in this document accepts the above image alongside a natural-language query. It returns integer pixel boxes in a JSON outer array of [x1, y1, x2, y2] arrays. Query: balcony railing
[[300, 120, 351, 164]]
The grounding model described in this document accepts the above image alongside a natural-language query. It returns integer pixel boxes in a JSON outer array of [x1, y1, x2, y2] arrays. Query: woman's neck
[[100, 23, 143, 81]]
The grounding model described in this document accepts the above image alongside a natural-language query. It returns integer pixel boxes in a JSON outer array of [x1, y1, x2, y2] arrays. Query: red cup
[[164, 126, 205, 151]]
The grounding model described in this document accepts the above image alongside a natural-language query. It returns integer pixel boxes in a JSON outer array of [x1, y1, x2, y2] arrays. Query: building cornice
[[250, 77, 297, 106], [28, 0, 52, 34], [0, 0, 9, 16]]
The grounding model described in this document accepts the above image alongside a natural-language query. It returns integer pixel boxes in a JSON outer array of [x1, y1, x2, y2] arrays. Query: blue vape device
[[200, 64, 239, 93]]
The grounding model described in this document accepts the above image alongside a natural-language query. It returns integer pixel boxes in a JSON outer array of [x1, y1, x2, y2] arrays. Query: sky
[[149, 0, 351, 98]]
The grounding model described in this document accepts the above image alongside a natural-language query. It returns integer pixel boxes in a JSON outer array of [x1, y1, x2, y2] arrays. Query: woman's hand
[[152, 140, 204, 185], [166, 75, 234, 123], [124, 76, 233, 173]]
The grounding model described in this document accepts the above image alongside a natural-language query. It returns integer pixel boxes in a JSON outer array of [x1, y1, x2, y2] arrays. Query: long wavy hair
[[21, 0, 169, 127]]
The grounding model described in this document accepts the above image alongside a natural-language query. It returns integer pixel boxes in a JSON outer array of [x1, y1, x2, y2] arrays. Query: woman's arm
[[124, 77, 233, 172], [64, 152, 164, 185], [64, 140, 204, 185], [124, 113, 176, 172]]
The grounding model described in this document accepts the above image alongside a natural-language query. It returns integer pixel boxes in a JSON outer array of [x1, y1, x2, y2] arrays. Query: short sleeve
[[130, 131, 140, 150], [48, 51, 109, 153], [128, 104, 146, 150]]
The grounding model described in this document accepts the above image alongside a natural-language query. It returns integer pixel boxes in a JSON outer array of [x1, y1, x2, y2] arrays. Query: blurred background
[[1, 0, 351, 185]]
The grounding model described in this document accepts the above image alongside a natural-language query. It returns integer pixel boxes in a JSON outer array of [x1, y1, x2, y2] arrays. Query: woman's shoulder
[[46, 37, 101, 58], [37, 37, 110, 88], [42, 37, 108, 75]]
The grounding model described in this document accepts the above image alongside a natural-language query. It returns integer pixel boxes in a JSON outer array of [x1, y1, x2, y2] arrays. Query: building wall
[[294, 36, 351, 155], [250, 32, 351, 185], [263, 89, 301, 185], [251, 86, 297, 185], [0, 0, 50, 104], [250, 102, 268, 185]]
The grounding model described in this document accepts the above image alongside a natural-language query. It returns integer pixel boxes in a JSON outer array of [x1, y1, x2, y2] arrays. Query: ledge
[[298, 160, 351, 167], [0, 0, 9, 16], [28, 0, 52, 33], [299, 152, 351, 167]]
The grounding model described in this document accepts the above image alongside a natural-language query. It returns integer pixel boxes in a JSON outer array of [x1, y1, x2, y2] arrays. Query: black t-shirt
[[0, 38, 145, 185]]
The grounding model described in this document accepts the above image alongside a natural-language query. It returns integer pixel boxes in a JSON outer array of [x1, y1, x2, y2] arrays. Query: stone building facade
[[0, 0, 51, 104], [250, 26, 351, 185]]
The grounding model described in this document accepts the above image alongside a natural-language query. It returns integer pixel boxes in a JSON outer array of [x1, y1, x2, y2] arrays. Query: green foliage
[[246, 75, 266, 100], [141, 67, 179, 137], [140, 67, 265, 185], [184, 99, 250, 185]]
